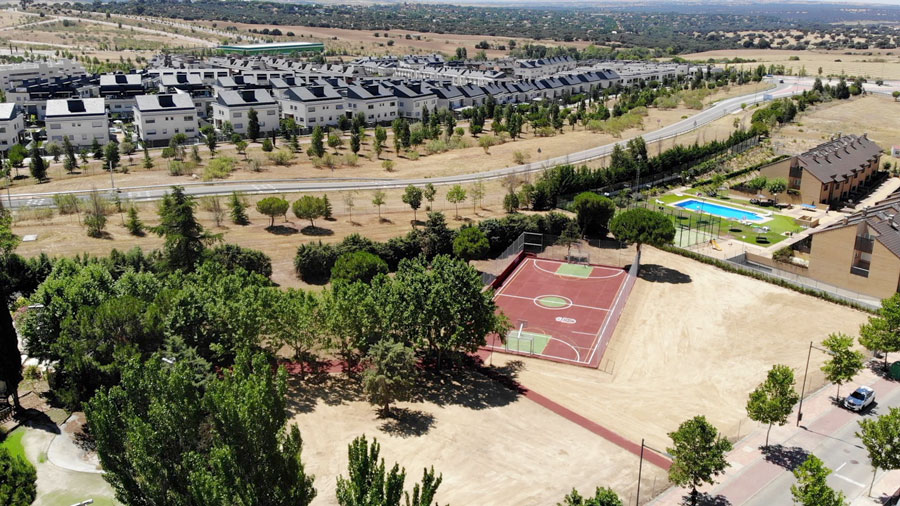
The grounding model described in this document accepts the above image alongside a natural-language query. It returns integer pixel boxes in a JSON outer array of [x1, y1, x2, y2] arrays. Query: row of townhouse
[[512, 56, 578, 79], [0, 60, 86, 90]]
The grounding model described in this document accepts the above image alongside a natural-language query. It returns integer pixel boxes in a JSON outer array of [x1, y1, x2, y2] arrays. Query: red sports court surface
[[485, 256, 633, 368]]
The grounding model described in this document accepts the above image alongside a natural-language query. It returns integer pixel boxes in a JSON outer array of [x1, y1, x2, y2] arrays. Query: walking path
[[650, 363, 900, 505]]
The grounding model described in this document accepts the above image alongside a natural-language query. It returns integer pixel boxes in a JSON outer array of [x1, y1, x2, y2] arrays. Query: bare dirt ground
[[773, 94, 900, 165], [488, 247, 871, 453], [287, 369, 668, 506], [681, 48, 900, 81]]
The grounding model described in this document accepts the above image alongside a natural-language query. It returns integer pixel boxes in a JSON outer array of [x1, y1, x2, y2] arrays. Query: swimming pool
[[673, 199, 766, 221]]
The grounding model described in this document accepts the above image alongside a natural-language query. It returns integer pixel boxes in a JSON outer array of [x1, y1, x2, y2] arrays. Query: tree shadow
[[409, 359, 525, 410], [284, 372, 365, 415], [17, 410, 60, 435], [761, 444, 809, 471], [88, 231, 114, 240], [378, 407, 436, 438], [866, 357, 896, 381], [378, 217, 393, 224], [638, 264, 692, 284], [680, 492, 732, 506], [266, 224, 300, 235], [300, 225, 333, 236]]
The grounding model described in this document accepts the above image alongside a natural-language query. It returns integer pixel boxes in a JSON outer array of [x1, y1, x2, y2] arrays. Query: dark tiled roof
[[798, 134, 883, 184], [814, 191, 900, 258]]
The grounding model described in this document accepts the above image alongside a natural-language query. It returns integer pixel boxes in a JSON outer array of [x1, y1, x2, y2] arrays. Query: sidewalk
[[651, 364, 900, 506]]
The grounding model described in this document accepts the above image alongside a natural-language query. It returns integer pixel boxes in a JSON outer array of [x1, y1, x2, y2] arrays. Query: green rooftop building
[[217, 42, 324, 55]]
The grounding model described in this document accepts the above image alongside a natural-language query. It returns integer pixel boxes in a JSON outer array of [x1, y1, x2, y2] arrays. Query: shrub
[[205, 244, 272, 278], [382, 160, 395, 172], [425, 139, 449, 154], [261, 138, 274, 152], [0, 447, 36, 506], [405, 150, 419, 161], [478, 134, 499, 152], [202, 156, 237, 181], [266, 149, 294, 166], [52, 193, 79, 214], [168, 160, 185, 176], [534, 127, 556, 137], [512, 150, 530, 164], [247, 158, 261, 172], [330, 250, 389, 284], [342, 153, 359, 166], [294, 241, 338, 284]]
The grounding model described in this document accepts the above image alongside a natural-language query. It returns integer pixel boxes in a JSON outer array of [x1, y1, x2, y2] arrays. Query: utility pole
[[636, 438, 645, 506]]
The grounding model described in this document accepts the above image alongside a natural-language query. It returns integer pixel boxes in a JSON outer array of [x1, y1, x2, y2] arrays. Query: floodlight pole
[[796, 341, 832, 426], [636, 438, 645, 506]]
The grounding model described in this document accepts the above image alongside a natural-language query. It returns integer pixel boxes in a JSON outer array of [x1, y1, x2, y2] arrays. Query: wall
[[807, 225, 900, 299]]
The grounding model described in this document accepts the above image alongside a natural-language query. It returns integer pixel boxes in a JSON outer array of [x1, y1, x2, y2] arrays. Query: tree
[[746, 364, 800, 447], [350, 129, 360, 154], [0, 447, 36, 506], [292, 195, 327, 228], [362, 339, 417, 416], [63, 136, 78, 172], [247, 108, 260, 141], [767, 177, 787, 201], [453, 226, 489, 263], [29, 143, 46, 181], [323, 194, 333, 219], [503, 192, 520, 213], [229, 192, 249, 225], [332, 250, 388, 284], [893, 91, 900, 102], [791, 454, 846, 506], [857, 407, 900, 497], [858, 293, 900, 368], [267, 289, 321, 367], [557, 221, 582, 259], [402, 185, 422, 226], [0, 205, 22, 410], [328, 130, 343, 153], [374, 125, 386, 159], [572, 192, 616, 237], [104, 141, 120, 172], [201, 125, 217, 154], [46, 141, 62, 163], [85, 352, 317, 506], [125, 206, 144, 236], [559, 487, 622, 506], [446, 184, 467, 219], [142, 146, 153, 169], [423, 183, 436, 210], [308, 126, 325, 159], [152, 186, 220, 271], [257, 196, 290, 227], [821, 333, 865, 402], [747, 176, 768, 192], [294, 241, 339, 284], [470, 180, 485, 212], [120, 141, 136, 165], [343, 192, 356, 223], [336, 436, 441, 506], [83, 190, 108, 238], [667, 415, 733, 506], [609, 208, 676, 253], [8, 144, 26, 170], [235, 140, 249, 158], [92, 138, 103, 159]]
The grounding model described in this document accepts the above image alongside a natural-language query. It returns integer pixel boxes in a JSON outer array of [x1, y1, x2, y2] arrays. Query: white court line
[[531, 259, 625, 279], [491, 256, 529, 301], [490, 334, 583, 363], [833, 473, 865, 488], [496, 293, 611, 312]]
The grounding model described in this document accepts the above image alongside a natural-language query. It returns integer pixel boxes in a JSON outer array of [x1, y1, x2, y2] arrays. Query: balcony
[[854, 236, 875, 254], [850, 265, 870, 277]]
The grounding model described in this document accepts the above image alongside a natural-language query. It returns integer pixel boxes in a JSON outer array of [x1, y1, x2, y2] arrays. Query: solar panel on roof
[[66, 100, 85, 113], [158, 95, 175, 108]]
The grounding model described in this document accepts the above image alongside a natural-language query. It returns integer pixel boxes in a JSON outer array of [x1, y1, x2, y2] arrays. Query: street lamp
[[796, 340, 834, 426]]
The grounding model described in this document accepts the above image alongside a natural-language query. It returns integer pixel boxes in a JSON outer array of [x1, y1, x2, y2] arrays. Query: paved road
[[741, 382, 900, 505], [3, 80, 800, 209]]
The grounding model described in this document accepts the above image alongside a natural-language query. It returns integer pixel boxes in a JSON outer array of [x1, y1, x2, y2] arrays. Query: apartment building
[[279, 84, 345, 129], [0, 103, 25, 152], [45, 98, 109, 147], [343, 84, 396, 124], [0, 60, 86, 90], [133, 94, 199, 147], [211, 89, 279, 136]]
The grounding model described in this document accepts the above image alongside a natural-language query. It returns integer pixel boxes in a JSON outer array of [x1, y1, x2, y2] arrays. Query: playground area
[[485, 255, 636, 369]]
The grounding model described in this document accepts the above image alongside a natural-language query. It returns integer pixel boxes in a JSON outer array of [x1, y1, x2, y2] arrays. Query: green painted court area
[[555, 263, 594, 278], [536, 296, 569, 308], [504, 330, 551, 354]]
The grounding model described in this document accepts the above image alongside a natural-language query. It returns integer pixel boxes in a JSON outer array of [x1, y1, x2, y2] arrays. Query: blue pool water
[[673, 199, 764, 221]]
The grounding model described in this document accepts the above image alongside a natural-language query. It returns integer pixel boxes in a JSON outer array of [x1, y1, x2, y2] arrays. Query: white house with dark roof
[[389, 82, 437, 120], [343, 84, 396, 124], [133, 94, 199, 147], [212, 89, 279, 136], [45, 97, 108, 147], [279, 84, 346, 129], [0, 103, 24, 152]]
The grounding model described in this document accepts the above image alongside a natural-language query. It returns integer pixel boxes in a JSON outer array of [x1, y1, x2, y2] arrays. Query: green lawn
[[0, 427, 27, 462], [650, 193, 803, 246]]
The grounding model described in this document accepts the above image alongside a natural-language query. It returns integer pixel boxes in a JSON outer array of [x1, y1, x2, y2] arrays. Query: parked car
[[844, 386, 875, 411]]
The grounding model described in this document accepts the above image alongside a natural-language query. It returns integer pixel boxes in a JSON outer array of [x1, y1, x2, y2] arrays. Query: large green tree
[[746, 364, 800, 447], [86, 351, 316, 506], [0, 204, 22, 409], [331, 250, 388, 284], [247, 108, 260, 141], [858, 293, 900, 368], [402, 185, 423, 226], [821, 333, 865, 401], [152, 186, 221, 272], [0, 446, 36, 506], [336, 435, 441, 506], [292, 195, 327, 228], [857, 407, 900, 497], [29, 143, 46, 181], [256, 196, 290, 228], [452, 226, 489, 263], [362, 339, 417, 416], [667, 415, 733, 506], [446, 184, 467, 219], [790, 454, 846, 506], [572, 191, 616, 237], [558, 487, 622, 506], [609, 208, 675, 253]]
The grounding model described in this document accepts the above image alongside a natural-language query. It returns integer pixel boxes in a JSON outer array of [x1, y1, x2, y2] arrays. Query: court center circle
[[534, 295, 573, 310]]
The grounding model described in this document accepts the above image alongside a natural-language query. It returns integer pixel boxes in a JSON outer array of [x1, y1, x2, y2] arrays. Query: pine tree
[[322, 194, 333, 219], [152, 186, 221, 271], [247, 108, 260, 141], [29, 143, 46, 181], [228, 191, 249, 225], [143, 146, 153, 169], [125, 206, 144, 236]]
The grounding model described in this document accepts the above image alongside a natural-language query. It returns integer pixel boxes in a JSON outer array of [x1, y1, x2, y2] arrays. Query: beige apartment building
[[806, 193, 900, 300], [759, 134, 883, 208]]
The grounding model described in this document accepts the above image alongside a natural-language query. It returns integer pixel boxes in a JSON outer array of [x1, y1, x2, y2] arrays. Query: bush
[[342, 153, 359, 166], [382, 160, 395, 172], [52, 193, 80, 214], [512, 150, 530, 164], [261, 138, 274, 152], [0, 447, 36, 506], [404, 150, 419, 161], [168, 160, 186, 176], [294, 241, 338, 284], [202, 156, 237, 181], [330, 250, 389, 284], [205, 244, 272, 278], [266, 149, 294, 166]]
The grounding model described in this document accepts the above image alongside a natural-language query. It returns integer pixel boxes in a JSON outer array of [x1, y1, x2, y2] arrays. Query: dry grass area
[[288, 369, 668, 506], [773, 94, 900, 159], [682, 48, 900, 81], [489, 247, 870, 453], [6, 82, 768, 196]]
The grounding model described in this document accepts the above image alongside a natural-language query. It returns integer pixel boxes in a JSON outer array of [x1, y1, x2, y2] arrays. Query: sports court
[[485, 255, 637, 368]]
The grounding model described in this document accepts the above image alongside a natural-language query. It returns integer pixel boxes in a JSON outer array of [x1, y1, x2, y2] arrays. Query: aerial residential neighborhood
[[1, 1, 900, 506]]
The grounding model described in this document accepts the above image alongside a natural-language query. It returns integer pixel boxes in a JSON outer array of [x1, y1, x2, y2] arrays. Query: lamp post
[[796, 340, 833, 426]]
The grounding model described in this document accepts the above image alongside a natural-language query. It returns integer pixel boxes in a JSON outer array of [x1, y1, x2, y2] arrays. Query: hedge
[[691, 154, 789, 188]]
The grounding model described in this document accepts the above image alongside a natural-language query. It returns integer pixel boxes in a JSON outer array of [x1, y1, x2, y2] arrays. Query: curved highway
[[5, 80, 801, 209]]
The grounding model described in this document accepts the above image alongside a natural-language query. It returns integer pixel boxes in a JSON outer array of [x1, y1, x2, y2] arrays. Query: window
[[234, 112, 242, 118], [234, 123, 243, 129], [185, 128, 195, 133], [184, 116, 193, 121], [267, 110, 275, 115], [368, 105, 374, 110], [0, 127, 6, 133], [92, 122, 103, 128], [49, 123, 61, 130], [146, 119, 156, 124], [309, 106, 316, 112]]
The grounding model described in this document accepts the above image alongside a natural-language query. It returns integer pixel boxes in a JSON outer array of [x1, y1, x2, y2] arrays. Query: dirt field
[[682, 48, 900, 81], [489, 247, 870, 453], [287, 370, 668, 506], [773, 94, 900, 165]]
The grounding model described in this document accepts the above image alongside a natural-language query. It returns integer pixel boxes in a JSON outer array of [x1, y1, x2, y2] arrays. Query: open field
[[682, 48, 900, 81], [489, 246, 871, 452], [288, 369, 668, 506]]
